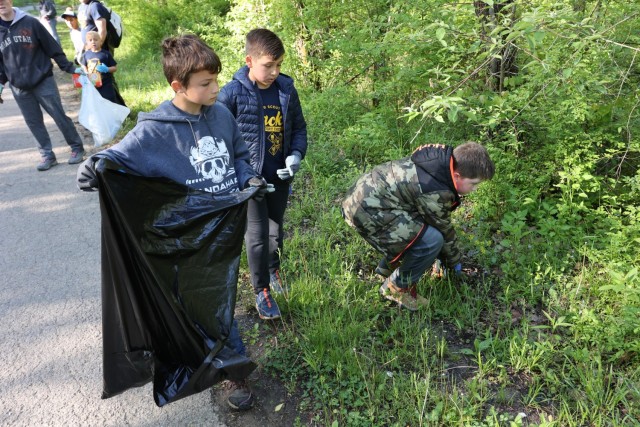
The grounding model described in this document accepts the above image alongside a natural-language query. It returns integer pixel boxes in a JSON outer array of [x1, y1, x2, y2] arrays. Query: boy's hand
[[285, 152, 301, 174], [453, 263, 463, 276], [277, 152, 302, 180], [96, 64, 109, 73], [431, 261, 464, 278], [74, 67, 84, 74], [247, 176, 275, 202], [276, 167, 293, 180]]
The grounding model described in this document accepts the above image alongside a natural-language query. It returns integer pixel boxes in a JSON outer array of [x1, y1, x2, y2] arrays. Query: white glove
[[276, 152, 302, 180]]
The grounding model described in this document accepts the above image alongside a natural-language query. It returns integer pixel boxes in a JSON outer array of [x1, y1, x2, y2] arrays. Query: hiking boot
[[379, 278, 419, 311], [408, 284, 429, 307], [226, 380, 254, 411], [269, 270, 287, 295], [256, 288, 281, 320], [37, 156, 58, 171], [68, 150, 85, 164]]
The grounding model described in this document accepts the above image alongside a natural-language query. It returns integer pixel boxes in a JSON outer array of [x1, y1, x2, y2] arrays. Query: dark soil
[[210, 273, 312, 426]]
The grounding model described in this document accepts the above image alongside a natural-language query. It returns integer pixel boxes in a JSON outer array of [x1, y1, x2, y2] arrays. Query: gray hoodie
[[93, 100, 257, 195]]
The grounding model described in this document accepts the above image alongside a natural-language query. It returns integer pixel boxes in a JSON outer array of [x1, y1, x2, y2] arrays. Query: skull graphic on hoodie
[[190, 136, 231, 184]]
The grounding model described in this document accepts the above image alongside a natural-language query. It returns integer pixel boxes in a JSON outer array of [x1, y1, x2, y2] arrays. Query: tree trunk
[[474, 0, 519, 92]]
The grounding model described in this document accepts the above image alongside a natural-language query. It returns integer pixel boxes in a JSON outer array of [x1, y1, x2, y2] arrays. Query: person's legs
[[225, 320, 254, 411], [390, 226, 444, 288], [107, 45, 127, 107], [245, 197, 270, 294], [380, 226, 444, 311], [226, 320, 246, 356], [266, 183, 290, 274], [11, 84, 55, 159], [49, 18, 61, 44], [40, 17, 61, 44], [245, 195, 281, 319], [33, 76, 84, 154]]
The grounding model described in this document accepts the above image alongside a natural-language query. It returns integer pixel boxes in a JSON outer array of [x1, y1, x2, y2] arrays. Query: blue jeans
[[227, 320, 246, 356], [11, 75, 84, 159], [387, 226, 444, 288]]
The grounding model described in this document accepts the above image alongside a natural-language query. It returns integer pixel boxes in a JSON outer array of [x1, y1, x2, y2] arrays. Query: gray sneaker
[[68, 150, 85, 164], [37, 157, 58, 171], [269, 270, 287, 295], [226, 380, 254, 411]]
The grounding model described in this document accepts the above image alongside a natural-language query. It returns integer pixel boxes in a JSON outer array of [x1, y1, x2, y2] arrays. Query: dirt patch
[[210, 273, 313, 426]]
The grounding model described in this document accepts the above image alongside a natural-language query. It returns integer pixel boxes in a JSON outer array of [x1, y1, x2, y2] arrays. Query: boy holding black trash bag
[[77, 34, 271, 411]]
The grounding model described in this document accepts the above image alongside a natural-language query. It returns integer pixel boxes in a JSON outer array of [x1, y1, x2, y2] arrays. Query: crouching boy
[[341, 142, 495, 311]]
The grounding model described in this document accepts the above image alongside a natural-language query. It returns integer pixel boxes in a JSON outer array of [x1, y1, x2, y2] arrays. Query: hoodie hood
[[411, 144, 460, 205], [3, 7, 26, 23], [137, 100, 216, 125]]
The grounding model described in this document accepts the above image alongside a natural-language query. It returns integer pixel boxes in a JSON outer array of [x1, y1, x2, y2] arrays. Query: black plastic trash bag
[[96, 159, 256, 406]]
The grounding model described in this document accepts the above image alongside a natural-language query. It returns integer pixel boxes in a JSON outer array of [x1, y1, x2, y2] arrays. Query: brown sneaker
[[408, 284, 429, 307], [379, 278, 419, 311]]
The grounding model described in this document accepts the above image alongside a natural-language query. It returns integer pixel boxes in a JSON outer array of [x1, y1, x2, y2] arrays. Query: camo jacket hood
[[342, 144, 462, 267]]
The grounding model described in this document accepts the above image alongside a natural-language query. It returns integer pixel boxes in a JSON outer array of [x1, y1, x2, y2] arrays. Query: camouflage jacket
[[342, 144, 462, 267]]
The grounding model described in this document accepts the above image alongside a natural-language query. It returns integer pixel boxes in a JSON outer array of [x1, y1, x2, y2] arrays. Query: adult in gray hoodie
[[0, 1, 85, 171]]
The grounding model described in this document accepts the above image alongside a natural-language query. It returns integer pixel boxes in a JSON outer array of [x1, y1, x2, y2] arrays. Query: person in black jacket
[[218, 28, 308, 321], [0, 1, 85, 171]]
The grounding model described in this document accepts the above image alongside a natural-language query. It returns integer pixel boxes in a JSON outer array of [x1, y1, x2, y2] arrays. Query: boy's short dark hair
[[452, 142, 495, 180], [245, 28, 285, 59], [162, 34, 222, 87]]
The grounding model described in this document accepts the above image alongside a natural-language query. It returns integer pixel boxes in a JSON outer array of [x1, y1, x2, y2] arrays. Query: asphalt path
[[0, 81, 225, 424]]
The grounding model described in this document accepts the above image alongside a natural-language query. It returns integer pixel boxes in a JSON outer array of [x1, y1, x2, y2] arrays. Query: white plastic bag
[[78, 75, 130, 147]]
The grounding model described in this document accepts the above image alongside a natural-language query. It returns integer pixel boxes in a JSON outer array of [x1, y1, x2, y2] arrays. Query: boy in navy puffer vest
[[219, 28, 308, 321]]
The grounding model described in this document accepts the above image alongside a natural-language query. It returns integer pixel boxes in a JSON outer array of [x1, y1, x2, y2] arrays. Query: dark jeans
[[245, 182, 289, 294], [227, 320, 246, 356], [11, 75, 84, 159]]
